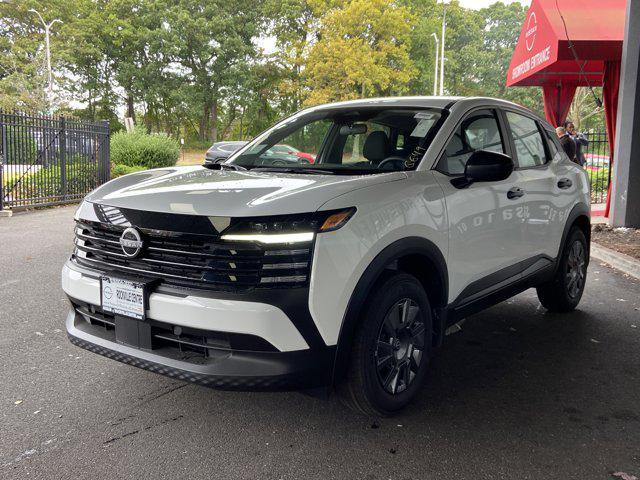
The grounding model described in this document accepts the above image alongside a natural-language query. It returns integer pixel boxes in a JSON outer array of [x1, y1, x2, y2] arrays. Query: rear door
[[501, 110, 573, 262]]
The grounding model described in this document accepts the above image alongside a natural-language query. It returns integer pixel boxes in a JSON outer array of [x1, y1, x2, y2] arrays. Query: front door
[[433, 108, 529, 303]]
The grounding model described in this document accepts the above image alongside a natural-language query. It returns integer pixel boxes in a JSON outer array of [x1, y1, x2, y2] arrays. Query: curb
[[591, 242, 640, 281], [0, 209, 12, 217]]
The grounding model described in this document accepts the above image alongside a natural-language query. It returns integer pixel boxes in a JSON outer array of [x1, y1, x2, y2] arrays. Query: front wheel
[[536, 227, 588, 312], [338, 273, 433, 416]]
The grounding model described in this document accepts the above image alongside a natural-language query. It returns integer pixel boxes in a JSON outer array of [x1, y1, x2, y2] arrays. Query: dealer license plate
[[100, 276, 147, 320]]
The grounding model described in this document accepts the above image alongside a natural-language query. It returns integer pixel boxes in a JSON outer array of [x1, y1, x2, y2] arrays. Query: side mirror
[[452, 150, 514, 188], [203, 157, 228, 167]]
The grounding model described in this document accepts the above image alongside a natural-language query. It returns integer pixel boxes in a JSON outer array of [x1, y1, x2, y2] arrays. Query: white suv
[[62, 97, 590, 415]]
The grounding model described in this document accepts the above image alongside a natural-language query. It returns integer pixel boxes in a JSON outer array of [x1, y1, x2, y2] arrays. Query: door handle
[[507, 187, 525, 199], [557, 178, 573, 189]]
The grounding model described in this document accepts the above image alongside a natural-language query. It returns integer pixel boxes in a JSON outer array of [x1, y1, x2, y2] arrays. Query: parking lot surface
[[1, 205, 639, 479]]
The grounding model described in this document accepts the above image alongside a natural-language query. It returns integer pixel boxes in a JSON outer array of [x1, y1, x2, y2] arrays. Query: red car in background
[[584, 153, 610, 171], [269, 144, 316, 164]]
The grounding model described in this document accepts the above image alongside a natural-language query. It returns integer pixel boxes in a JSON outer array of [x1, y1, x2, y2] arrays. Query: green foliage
[[110, 128, 180, 169], [0, 0, 565, 143], [305, 0, 416, 105], [590, 167, 610, 200], [26, 156, 99, 199], [111, 163, 146, 178], [3, 126, 38, 164]]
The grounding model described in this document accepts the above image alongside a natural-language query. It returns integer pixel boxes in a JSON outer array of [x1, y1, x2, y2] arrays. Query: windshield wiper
[[251, 167, 334, 175], [203, 162, 247, 171]]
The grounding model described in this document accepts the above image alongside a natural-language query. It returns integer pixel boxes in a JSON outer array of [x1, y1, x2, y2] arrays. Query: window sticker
[[414, 112, 437, 120], [410, 119, 436, 137]]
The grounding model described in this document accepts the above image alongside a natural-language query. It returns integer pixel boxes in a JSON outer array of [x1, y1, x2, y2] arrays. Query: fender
[[555, 202, 591, 274], [330, 237, 448, 385]]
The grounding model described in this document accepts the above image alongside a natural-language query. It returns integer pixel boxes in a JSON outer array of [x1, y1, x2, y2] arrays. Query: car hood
[[86, 166, 406, 217]]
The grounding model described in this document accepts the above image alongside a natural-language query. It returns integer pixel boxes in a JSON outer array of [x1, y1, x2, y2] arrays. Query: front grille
[[73, 220, 313, 291]]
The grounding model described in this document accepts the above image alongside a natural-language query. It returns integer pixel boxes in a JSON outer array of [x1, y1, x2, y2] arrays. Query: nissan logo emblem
[[119, 227, 144, 258]]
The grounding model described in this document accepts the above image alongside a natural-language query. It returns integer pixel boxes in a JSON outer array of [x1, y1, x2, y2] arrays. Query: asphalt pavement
[[1, 205, 639, 480]]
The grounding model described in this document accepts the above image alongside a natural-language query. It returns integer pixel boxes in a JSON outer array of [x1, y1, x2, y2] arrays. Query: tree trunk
[[126, 91, 135, 122], [210, 98, 218, 143], [200, 103, 210, 141]]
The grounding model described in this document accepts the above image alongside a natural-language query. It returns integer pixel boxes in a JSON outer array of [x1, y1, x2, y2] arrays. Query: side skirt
[[444, 255, 556, 325]]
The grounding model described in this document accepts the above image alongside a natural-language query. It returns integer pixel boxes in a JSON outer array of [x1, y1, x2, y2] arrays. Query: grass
[[177, 149, 207, 166]]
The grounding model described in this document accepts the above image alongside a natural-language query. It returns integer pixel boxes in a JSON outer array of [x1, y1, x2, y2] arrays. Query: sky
[[459, 0, 531, 8]]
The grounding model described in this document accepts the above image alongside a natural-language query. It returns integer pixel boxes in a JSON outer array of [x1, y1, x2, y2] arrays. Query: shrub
[[111, 163, 146, 178], [110, 128, 180, 169], [5, 126, 38, 164], [589, 167, 610, 202], [26, 157, 100, 200]]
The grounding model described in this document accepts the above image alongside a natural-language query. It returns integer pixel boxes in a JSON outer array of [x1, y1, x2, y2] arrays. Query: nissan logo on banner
[[525, 12, 537, 51]]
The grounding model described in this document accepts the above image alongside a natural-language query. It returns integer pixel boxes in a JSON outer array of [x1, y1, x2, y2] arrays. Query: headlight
[[74, 200, 92, 221], [220, 208, 356, 244]]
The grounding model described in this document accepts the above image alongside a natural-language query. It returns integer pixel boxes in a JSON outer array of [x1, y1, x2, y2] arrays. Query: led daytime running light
[[220, 232, 315, 244]]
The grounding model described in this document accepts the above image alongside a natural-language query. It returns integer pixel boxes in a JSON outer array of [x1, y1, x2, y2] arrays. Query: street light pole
[[439, 2, 447, 96], [431, 33, 439, 96], [28, 9, 62, 110]]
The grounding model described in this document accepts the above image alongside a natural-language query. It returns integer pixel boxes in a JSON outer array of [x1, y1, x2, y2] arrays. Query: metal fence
[[582, 130, 611, 205], [0, 111, 110, 210]]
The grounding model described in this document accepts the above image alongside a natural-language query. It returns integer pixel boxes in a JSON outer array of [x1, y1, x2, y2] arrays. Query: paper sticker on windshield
[[414, 112, 437, 120], [410, 119, 435, 137]]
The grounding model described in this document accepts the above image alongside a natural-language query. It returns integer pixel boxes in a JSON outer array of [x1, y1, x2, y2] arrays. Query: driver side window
[[437, 109, 504, 175]]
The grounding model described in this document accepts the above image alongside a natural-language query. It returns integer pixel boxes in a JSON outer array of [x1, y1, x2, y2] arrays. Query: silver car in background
[[204, 141, 248, 165]]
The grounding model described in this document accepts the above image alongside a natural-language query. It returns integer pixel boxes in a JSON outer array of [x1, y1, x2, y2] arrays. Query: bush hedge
[[110, 128, 180, 170], [25, 156, 99, 200], [111, 163, 146, 178], [5, 126, 38, 164]]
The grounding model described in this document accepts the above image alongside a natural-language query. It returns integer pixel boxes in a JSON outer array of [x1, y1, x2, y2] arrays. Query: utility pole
[[29, 9, 62, 110], [439, 2, 447, 96], [431, 33, 439, 96]]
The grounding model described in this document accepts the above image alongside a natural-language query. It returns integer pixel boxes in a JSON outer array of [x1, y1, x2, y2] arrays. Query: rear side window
[[506, 112, 547, 168], [544, 129, 563, 159], [437, 109, 504, 175]]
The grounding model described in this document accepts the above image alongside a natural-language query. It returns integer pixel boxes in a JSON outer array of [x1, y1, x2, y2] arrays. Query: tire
[[338, 273, 433, 416], [536, 227, 588, 312]]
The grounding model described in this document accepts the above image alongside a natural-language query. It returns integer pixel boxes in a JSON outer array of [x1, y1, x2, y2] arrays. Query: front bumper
[[66, 309, 335, 390], [62, 260, 335, 391]]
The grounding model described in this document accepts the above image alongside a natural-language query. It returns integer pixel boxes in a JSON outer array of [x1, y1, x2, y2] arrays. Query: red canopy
[[507, 0, 626, 216]]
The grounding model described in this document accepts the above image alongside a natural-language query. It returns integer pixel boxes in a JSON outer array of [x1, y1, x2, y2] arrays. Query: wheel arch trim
[[556, 202, 591, 273], [330, 236, 448, 385]]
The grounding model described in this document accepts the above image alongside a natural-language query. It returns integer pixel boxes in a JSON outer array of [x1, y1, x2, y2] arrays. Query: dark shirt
[[571, 133, 588, 166], [559, 134, 577, 163]]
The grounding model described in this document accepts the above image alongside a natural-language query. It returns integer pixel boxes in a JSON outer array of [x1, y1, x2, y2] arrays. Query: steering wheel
[[377, 156, 407, 171]]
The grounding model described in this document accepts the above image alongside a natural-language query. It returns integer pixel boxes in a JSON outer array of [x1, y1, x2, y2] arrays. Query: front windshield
[[227, 107, 444, 174]]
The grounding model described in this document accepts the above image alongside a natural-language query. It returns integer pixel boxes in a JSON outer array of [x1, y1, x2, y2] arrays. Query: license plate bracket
[[100, 275, 155, 321]]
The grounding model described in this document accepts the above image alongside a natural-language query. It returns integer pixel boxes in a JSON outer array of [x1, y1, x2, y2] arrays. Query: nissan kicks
[[63, 97, 590, 415]]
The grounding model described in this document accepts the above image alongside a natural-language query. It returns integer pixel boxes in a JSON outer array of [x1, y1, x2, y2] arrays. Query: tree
[[474, 1, 542, 114], [157, 0, 264, 142], [568, 87, 604, 131], [0, 0, 66, 111], [265, 0, 319, 113], [304, 0, 417, 106], [402, 0, 440, 96]]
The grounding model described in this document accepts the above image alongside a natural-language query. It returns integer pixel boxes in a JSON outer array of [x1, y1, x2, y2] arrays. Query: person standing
[[564, 121, 588, 166], [556, 126, 577, 163]]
